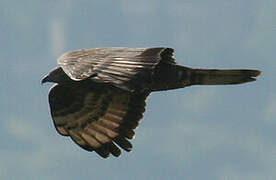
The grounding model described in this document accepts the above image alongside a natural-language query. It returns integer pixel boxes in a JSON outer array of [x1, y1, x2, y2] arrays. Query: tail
[[190, 68, 261, 85], [151, 64, 261, 91]]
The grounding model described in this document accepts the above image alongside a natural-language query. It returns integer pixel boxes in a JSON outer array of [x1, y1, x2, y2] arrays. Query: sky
[[0, 0, 275, 179]]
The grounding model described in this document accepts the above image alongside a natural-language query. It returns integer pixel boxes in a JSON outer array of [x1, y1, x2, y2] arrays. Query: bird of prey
[[42, 47, 261, 158]]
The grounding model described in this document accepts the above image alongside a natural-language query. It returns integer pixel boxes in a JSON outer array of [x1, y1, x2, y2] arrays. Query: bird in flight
[[42, 47, 261, 158]]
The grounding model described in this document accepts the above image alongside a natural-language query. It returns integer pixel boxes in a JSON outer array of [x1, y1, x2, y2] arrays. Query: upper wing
[[48, 83, 149, 158], [58, 47, 175, 92]]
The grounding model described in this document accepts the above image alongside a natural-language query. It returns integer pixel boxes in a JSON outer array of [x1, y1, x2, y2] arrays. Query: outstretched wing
[[48, 83, 149, 158], [58, 47, 175, 92]]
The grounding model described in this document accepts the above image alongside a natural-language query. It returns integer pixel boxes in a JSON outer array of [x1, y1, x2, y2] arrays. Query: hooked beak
[[41, 75, 50, 84]]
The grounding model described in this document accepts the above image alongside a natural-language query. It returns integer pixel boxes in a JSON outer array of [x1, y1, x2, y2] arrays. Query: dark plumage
[[42, 47, 261, 158]]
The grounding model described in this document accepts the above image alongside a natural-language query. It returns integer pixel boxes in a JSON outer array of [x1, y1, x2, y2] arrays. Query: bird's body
[[42, 47, 261, 158]]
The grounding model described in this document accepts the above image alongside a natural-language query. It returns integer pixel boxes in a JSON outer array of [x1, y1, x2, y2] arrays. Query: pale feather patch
[[81, 133, 101, 148]]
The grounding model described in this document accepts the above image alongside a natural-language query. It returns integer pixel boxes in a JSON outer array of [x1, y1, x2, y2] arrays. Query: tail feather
[[190, 68, 262, 85]]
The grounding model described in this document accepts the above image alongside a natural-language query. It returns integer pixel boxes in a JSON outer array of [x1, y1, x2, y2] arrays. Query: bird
[[42, 47, 261, 158]]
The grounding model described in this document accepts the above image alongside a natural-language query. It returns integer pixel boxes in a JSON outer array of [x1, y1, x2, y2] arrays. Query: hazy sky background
[[0, 0, 275, 179]]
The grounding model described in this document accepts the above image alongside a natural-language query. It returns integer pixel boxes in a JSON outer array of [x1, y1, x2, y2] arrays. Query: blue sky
[[0, 0, 275, 179]]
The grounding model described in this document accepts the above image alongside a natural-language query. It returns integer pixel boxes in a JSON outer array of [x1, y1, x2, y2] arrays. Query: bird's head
[[42, 67, 72, 84]]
